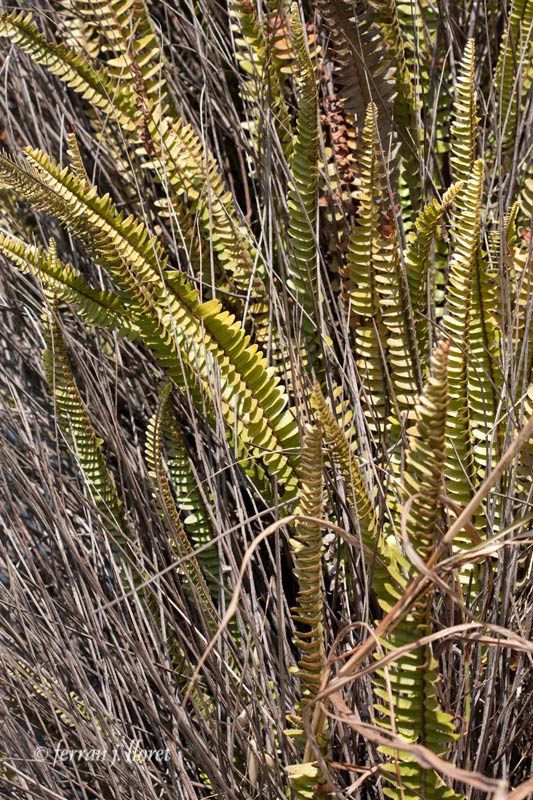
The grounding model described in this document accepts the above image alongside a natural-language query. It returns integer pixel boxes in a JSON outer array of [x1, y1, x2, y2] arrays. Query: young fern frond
[[145, 382, 219, 632], [450, 39, 478, 181], [376, 340, 459, 800], [403, 339, 450, 548], [468, 246, 502, 480], [0, 147, 299, 492]]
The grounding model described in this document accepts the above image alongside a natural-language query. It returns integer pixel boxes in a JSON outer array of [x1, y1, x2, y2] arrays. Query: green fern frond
[[468, 245, 502, 479], [147, 113, 262, 300], [0, 232, 138, 336], [145, 382, 218, 631], [66, 131, 91, 188], [291, 422, 325, 697], [0, 11, 137, 132], [494, 0, 533, 155], [442, 159, 484, 509], [230, 0, 293, 160], [404, 181, 464, 364], [450, 39, 478, 181], [0, 147, 298, 492], [310, 383, 406, 605], [42, 302, 126, 542], [375, 225, 420, 421], [56, 0, 101, 60], [311, 383, 376, 544], [0, 10, 258, 302], [345, 103, 389, 435], [403, 339, 449, 553], [161, 419, 219, 594], [375, 340, 460, 800], [71, 0, 167, 104], [286, 5, 320, 358], [286, 761, 323, 800]]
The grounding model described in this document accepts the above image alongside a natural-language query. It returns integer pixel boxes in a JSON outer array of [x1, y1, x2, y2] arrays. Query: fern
[[145, 382, 218, 631], [0, 11, 137, 131], [345, 103, 390, 436], [286, 5, 320, 360], [229, 0, 293, 160], [291, 422, 325, 697], [316, 0, 397, 145], [0, 10, 259, 304], [450, 39, 478, 181], [442, 160, 485, 510], [494, 0, 533, 155], [375, 340, 460, 800], [0, 147, 299, 493], [163, 411, 220, 595], [41, 298, 127, 547], [404, 181, 464, 365], [0, 232, 138, 337]]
